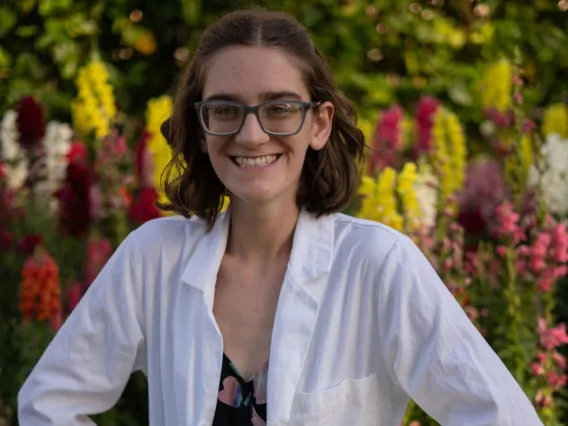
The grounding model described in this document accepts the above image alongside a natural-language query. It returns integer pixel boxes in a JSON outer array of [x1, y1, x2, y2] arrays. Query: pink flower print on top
[[218, 376, 240, 407]]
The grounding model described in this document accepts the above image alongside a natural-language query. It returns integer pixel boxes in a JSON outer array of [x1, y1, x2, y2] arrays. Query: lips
[[230, 154, 282, 168]]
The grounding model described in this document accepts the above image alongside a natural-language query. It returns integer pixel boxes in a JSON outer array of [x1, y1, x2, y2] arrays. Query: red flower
[[129, 187, 161, 225], [415, 96, 440, 154], [19, 247, 62, 327], [0, 231, 13, 250], [15, 96, 46, 149], [55, 161, 92, 236], [16, 234, 44, 255], [66, 141, 88, 163], [135, 130, 151, 181]]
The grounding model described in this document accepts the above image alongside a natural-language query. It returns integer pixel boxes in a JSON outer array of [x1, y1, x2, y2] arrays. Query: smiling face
[[201, 45, 334, 208]]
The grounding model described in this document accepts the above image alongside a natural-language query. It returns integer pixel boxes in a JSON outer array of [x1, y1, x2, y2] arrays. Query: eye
[[209, 105, 241, 117], [265, 103, 300, 116]]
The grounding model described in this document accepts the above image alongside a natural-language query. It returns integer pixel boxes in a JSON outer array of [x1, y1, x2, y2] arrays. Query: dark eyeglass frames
[[194, 100, 322, 136]]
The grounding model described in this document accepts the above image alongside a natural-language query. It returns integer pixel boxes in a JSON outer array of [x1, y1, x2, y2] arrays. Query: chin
[[228, 184, 294, 206]]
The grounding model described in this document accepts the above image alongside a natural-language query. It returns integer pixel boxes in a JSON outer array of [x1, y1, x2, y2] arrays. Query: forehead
[[202, 45, 309, 102]]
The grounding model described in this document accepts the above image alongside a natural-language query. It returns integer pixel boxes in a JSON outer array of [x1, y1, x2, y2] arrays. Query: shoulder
[[129, 215, 207, 243], [332, 213, 409, 254], [122, 214, 210, 261], [330, 213, 425, 276]]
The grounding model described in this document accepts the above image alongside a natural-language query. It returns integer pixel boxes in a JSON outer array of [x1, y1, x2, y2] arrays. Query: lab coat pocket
[[290, 373, 379, 425]]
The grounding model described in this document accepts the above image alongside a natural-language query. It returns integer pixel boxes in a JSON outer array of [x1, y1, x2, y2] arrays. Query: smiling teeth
[[234, 155, 278, 168]]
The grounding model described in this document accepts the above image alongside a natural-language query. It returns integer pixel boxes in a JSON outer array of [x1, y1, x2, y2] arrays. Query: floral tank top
[[212, 353, 269, 425]]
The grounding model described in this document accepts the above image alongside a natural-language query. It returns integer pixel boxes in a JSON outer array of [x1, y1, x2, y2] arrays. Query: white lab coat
[[18, 209, 543, 425]]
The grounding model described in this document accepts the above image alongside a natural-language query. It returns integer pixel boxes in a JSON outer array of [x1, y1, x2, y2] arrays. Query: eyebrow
[[203, 90, 304, 102]]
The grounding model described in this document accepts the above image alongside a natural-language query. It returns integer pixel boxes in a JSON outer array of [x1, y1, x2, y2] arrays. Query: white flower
[[532, 133, 568, 216], [32, 121, 72, 202], [0, 110, 28, 189], [414, 168, 438, 229], [541, 133, 568, 172], [541, 169, 568, 216]]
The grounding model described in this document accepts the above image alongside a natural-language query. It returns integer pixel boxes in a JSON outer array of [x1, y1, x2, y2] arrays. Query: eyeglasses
[[194, 100, 321, 136]]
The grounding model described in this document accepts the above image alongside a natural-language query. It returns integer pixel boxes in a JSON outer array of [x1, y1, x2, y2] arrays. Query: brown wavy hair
[[158, 8, 365, 227]]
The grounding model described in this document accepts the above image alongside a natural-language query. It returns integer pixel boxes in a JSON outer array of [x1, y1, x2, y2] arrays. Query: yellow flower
[[504, 134, 534, 201], [519, 134, 534, 173], [72, 61, 116, 140], [430, 107, 467, 208], [358, 168, 403, 231], [542, 103, 568, 138], [145, 96, 173, 205], [397, 162, 421, 233], [135, 31, 158, 56], [480, 59, 512, 112]]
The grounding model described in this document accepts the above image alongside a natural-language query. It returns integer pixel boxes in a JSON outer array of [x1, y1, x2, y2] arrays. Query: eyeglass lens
[[200, 101, 304, 135]]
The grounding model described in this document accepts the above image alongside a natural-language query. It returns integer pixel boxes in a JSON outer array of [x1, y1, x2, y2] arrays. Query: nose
[[235, 112, 270, 148]]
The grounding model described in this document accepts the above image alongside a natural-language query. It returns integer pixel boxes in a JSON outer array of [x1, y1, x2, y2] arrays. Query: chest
[[212, 257, 287, 379]]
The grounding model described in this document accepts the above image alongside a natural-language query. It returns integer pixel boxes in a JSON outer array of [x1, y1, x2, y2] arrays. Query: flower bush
[[358, 61, 568, 425], [1, 52, 568, 426]]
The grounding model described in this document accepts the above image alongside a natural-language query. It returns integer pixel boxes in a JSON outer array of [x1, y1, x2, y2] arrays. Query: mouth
[[230, 154, 282, 168]]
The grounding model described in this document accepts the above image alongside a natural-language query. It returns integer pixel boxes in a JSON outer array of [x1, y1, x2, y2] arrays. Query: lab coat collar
[[180, 207, 334, 292]]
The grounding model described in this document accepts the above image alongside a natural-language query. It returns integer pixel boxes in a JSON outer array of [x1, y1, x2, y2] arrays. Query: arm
[[18, 232, 146, 425], [376, 236, 542, 426]]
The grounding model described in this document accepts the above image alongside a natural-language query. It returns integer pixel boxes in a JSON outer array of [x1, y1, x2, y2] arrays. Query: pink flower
[[494, 201, 524, 245], [535, 389, 553, 409], [546, 372, 567, 391], [66, 280, 84, 313], [539, 319, 568, 350], [552, 351, 566, 370], [496, 245, 508, 257], [522, 119, 536, 133], [536, 273, 554, 292], [530, 257, 546, 275], [86, 236, 112, 285], [550, 224, 568, 263], [531, 362, 545, 376], [458, 159, 509, 238], [415, 96, 440, 154], [368, 106, 404, 174]]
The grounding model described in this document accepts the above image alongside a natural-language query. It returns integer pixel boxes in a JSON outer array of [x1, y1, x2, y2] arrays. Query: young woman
[[18, 9, 542, 426]]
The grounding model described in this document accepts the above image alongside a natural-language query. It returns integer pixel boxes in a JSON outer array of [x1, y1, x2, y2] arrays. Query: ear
[[310, 101, 334, 151]]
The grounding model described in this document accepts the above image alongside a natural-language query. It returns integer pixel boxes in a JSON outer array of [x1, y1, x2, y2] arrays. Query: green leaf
[[0, 6, 17, 37], [181, 0, 202, 25], [38, 0, 73, 16], [0, 45, 12, 69], [15, 25, 39, 37]]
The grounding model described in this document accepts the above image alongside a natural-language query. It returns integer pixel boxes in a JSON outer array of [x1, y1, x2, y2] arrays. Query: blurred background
[[1, 0, 568, 425]]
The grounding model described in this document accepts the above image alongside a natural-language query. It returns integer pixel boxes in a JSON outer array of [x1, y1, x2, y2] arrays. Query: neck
[[226, 198, 300, 263]]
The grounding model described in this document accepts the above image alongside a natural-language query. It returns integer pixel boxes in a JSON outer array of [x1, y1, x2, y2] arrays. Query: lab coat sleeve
[[18, 231, 146, 425], [376, 236, 543, 426]]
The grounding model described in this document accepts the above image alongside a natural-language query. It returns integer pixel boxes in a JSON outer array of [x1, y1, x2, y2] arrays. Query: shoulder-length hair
[[158, 9, 365, 227]]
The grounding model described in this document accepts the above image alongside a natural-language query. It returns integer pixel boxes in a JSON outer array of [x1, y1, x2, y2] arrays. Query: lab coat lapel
[[175, 211, 230, 425], [267, 210, 334, 424]]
